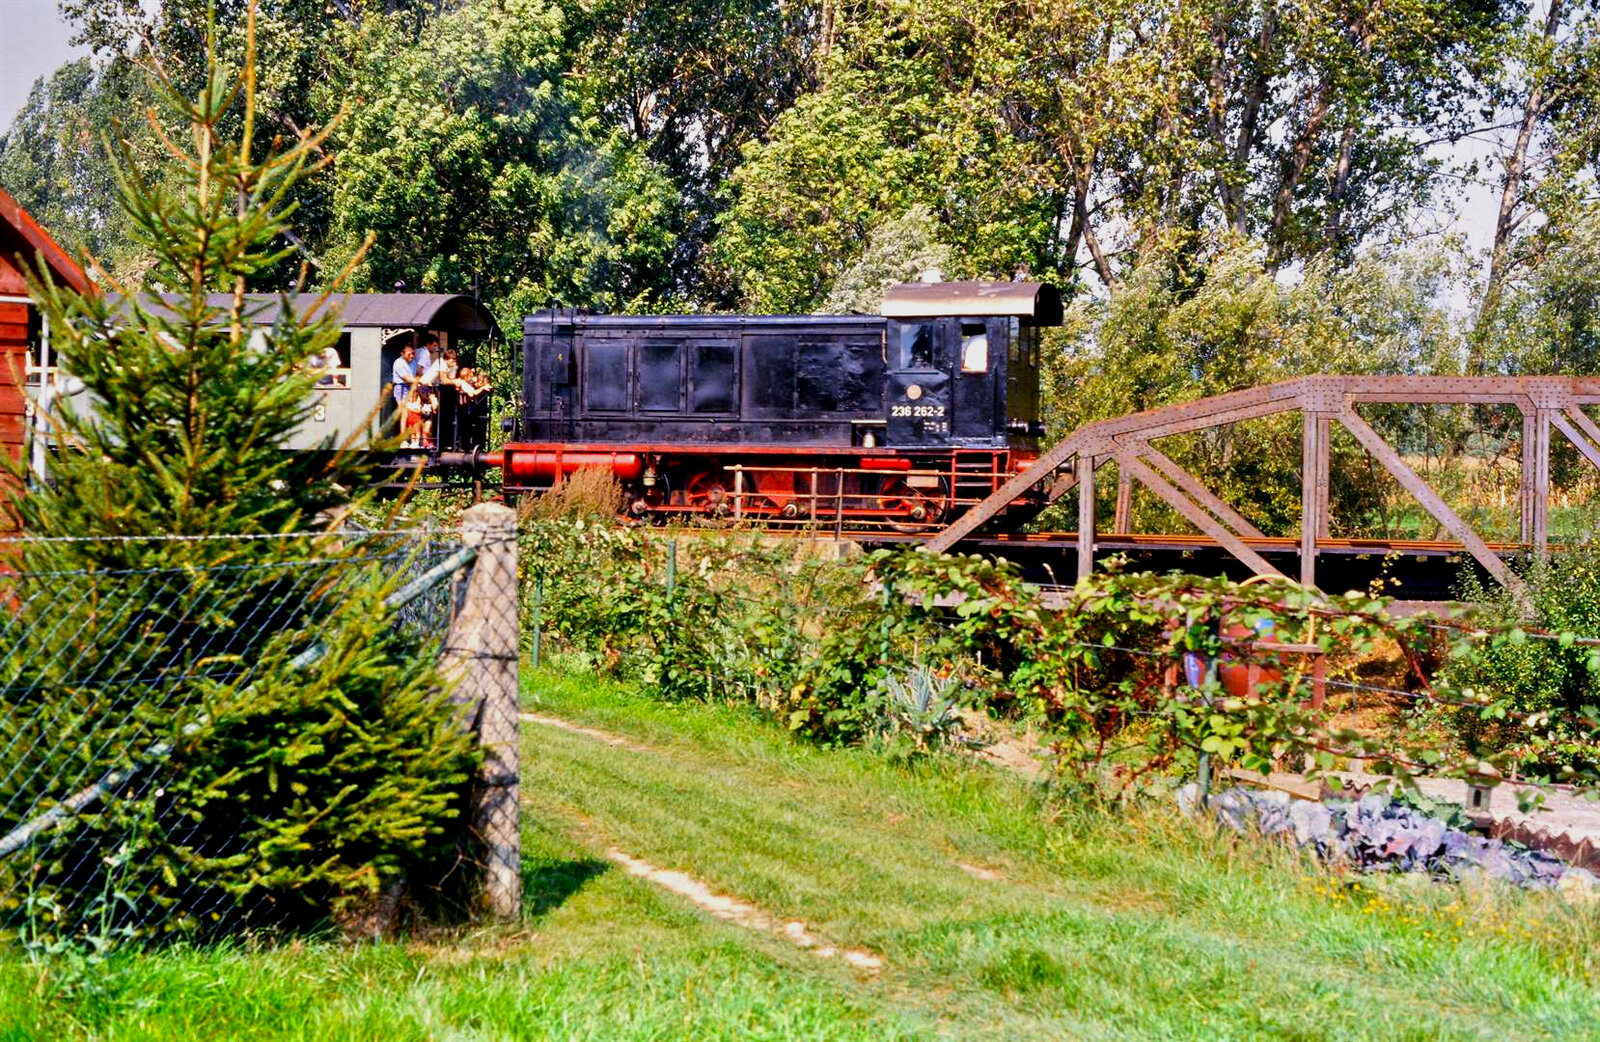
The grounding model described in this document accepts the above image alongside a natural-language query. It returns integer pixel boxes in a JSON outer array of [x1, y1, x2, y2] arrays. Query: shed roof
[[881, 281, 1063, 326], [0, 185, 92, 294], [127, 292, 499, 334]]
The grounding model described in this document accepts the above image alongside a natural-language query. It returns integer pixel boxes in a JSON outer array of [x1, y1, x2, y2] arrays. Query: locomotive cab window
[[898, 322, 939, 370], [959, 323, 989, 373]]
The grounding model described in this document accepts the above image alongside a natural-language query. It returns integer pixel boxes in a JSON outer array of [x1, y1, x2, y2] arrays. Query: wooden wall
[[0, 258, 29, 530]]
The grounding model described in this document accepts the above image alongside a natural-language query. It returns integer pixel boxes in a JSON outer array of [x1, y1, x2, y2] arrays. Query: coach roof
[[123, 293, 499, 334]]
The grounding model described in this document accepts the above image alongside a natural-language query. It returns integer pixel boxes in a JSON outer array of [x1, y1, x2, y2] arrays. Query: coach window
[[959, 323, 988, 373], [898, 322, 938, 370]]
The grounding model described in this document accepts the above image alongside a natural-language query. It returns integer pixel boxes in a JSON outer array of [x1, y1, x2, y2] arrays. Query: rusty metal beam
[[1300, 412, 1327, 587], [1077, 454, 1095, 580], [1112, 465, 1132, 533], [1534, 409, 1551, 559], [1117, 453, 1281, 578], [926, 430, 1087, 551], [1520, 409, 1535, 545], [1315, 415, 1331, 540], [1337, 408, 1526, 598], [1551, 410, 1600, 472], [1139, 444, 1265, 538], [1078, 391, 1299, 452], [1563, 404, 1600, 452], [927, 376, 1600, 566], [1046, 467, 1078, 504]]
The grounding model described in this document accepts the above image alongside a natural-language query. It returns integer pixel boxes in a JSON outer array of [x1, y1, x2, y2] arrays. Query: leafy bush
[[520, 515, 863, 708], [520, 509, 1600, 800], [1447, 547, 1600, 771]]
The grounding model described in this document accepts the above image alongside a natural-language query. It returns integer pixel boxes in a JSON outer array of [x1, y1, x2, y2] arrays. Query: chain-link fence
[[0, 514, 521, 946]]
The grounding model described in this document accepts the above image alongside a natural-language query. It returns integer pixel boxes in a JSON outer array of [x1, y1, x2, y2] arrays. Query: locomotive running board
[[922, 375, 1600, 597]]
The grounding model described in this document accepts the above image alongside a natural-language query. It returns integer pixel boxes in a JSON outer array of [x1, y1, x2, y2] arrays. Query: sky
[[0, 0, 86, 134]]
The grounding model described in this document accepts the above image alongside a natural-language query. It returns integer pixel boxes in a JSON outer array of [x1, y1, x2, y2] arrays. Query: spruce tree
[[0, 7, 474, 941]]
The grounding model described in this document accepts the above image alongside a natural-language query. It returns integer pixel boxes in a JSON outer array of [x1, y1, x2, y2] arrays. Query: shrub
[[0, 568, 476, 940], [873, 666, 965, 752], [1446, 547, 1600, 771], [516, 467, 627, 522], [520, 516, 863, 707]]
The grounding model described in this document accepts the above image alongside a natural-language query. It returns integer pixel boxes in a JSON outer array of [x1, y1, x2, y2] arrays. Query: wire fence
[[0, 529, 493, 944]]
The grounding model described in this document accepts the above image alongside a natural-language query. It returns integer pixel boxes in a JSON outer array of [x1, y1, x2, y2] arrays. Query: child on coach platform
[[401, 388, 432, 449]]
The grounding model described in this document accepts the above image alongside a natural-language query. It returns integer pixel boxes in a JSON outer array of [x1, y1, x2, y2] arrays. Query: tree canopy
[[1, 0, 1597, 398]]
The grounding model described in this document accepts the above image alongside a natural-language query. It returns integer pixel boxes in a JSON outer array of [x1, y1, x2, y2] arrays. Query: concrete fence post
[[442, 502, 521, 920]]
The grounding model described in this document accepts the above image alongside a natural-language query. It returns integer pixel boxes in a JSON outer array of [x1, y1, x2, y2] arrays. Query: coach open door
[[884, 318, 952, 446]]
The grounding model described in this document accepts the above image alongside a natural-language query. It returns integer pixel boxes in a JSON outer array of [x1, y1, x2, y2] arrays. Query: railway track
[[792, 528, 1526, 602]]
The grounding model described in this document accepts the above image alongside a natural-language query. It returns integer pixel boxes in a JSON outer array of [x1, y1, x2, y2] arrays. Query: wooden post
[[443, 502, 522, 920]]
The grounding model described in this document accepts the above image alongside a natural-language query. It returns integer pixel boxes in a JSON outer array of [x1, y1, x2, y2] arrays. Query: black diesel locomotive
[[495, 281, 1062, 530]]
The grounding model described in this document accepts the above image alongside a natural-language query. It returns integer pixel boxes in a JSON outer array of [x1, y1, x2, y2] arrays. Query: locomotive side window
[[745, 335, 798, 417], [637, 339, 682, 412], [959, 323, 989, 373], [584, 340, 630, 412], [691, 341, 736, 413], [898, 322, 939, 370]]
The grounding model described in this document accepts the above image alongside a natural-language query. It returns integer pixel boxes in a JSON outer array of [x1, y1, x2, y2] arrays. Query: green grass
[[5, 665, 1600, 1039]]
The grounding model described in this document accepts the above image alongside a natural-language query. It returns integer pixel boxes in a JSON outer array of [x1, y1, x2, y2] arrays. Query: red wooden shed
[[0, 186, 92, 527]]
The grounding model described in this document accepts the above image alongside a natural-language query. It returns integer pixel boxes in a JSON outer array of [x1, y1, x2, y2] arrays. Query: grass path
[[518, 669, 1600, 1041], [2, 666, 1599, 1039]]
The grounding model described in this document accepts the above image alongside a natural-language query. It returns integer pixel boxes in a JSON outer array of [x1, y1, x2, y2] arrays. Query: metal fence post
[[530, 573, 543, 669], [879, 577, 893, 665], [442, 502, 522, 920], [663, 538, 678, 689], [1197, 616, 1220, 804]]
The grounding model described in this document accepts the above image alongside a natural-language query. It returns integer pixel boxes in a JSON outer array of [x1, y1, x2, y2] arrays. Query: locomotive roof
[[120, 292, 499, 334], [880, 281, 1062, 325]]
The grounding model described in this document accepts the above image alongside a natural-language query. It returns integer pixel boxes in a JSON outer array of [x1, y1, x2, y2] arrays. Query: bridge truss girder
[[924, 376, 1600, 597]]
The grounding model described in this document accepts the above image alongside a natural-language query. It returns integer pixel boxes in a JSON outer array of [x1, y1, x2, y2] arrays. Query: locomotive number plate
[[890, 404, 946, 418]]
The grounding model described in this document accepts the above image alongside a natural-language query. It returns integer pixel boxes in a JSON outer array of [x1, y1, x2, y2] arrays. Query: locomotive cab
[[880, 282, 1061, 450]]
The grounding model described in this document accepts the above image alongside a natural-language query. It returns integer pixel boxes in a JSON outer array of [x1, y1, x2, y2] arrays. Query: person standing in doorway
[[415, 333, 436, 378], [391, 343, 418, 410]]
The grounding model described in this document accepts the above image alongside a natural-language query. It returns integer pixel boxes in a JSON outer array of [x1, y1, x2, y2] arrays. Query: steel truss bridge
[[921, 376, 1600, 603]]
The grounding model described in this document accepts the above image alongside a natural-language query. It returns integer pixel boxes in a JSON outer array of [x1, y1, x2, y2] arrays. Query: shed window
[[898, 322, 938, 370], [960, 323, 988, 373]]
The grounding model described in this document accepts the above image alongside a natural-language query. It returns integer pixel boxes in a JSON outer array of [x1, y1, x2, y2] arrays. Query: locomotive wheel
[[876, 476, 945, 533], [684, 470, 733, 520]]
